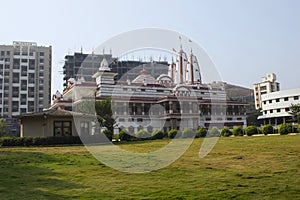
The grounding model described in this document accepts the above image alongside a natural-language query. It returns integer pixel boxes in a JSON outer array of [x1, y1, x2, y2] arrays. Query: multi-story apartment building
[[253, 73, 280, 110], [258, 88, 300, 125], [62, 52, 168, 91], [0, 41, 52, 117]]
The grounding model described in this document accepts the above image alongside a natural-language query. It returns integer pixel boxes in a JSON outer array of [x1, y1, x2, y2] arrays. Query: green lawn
[[0, 135, 300, 199]]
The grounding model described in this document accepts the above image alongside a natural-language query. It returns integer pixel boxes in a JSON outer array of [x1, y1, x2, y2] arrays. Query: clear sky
[[1, 0, 299, 93]]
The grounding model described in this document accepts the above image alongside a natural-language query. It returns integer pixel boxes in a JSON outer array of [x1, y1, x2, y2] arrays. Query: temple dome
[[132, 68, 156, 84]]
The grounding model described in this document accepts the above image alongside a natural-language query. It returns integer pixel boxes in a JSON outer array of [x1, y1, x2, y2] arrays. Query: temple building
[[51, 47, 247, 135]]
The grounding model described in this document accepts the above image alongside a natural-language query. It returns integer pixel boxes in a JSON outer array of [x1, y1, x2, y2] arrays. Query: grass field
[[0, 135, 300, 199]]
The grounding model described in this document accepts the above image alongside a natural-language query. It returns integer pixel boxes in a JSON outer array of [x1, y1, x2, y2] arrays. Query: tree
[[289, 103, 300, 123], [95, 98, 116, 135], [0, 118, 8, 137]]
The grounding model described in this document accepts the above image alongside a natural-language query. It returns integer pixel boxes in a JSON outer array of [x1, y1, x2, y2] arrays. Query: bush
[[196, 128, 207, 138], [118, 129, 132, 141], [261, 124, 273, 135], [244, 126, 258, 136], [168, 129, 178, 139], [181, 128, 194, 138], [298, 125, 300, 133], [208, 128, 219, 137], [0, 136, 83, 147], [152, 130, 164, 139], [220, 127, 232, 137], [232, 126, 244, 136], [136, 130, 151, 140], [278, 123, 292, 135]]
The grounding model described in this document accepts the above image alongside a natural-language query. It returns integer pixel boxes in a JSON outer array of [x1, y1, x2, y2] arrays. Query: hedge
[[0, 136, 83, 147]]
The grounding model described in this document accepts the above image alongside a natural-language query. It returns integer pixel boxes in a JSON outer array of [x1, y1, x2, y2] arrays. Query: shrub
[[196, 128, 207, 138], [118, 129, 132, 141], [136, 130, 151, 140], [151, 130, 164, 139], [278, 123, 292, 135], [244, 126, 258, 136], [168, 129, 178, 139], [0, 136, 83, 147], [298, 125, 300, 133], [208, 128, 219, 137], [232, 126, 244, 136], [220, 127, 232, 137], [261, 124, 273, 135], [181, 128, 194, 138]]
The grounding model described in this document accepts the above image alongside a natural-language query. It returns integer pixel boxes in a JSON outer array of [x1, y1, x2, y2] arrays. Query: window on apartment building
[[39, 52, 44, 56], [12, 87, 19, 98], [277, 109, 281, 113], [284, 97, 289, 101], [5, 58, 10, 62], [21, 59, 27, 63], [13, 73, 19, 83], [269, 100, 272, 103], [285, 108, 290, 112], [39, 58, 44, 63], [263, 101, 266, 104], [264, 111, 267, 114], [1, 51, 4, 56], [6, 51, 10, 56], [294, 96, 299, 100], [20, 108, 26, 114], [39, 65, 44, 70], [270, 110, 273, 113], [21, 66, 27, 76], [21, 80, 27, 90], [54, 121, 72, 136], [276, 98, 280, 102], [12, 101, 19, 112], [29, 60, 35, 70], [20, 94, 26, 105]]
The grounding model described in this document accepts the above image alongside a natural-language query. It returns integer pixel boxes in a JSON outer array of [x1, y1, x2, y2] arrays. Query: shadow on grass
[[0, 150, 85, 199]]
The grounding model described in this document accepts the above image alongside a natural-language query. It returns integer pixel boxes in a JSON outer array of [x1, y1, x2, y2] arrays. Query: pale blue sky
[[1, 0, 299, 93]]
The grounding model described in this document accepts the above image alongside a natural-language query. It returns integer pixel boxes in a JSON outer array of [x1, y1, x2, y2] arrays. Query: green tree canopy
[[289, 103, 300, 123], [95, 98, 116, 133]]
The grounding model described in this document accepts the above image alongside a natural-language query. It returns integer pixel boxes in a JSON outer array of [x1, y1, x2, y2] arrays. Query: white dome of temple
[[132, 68, 156, 84]]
